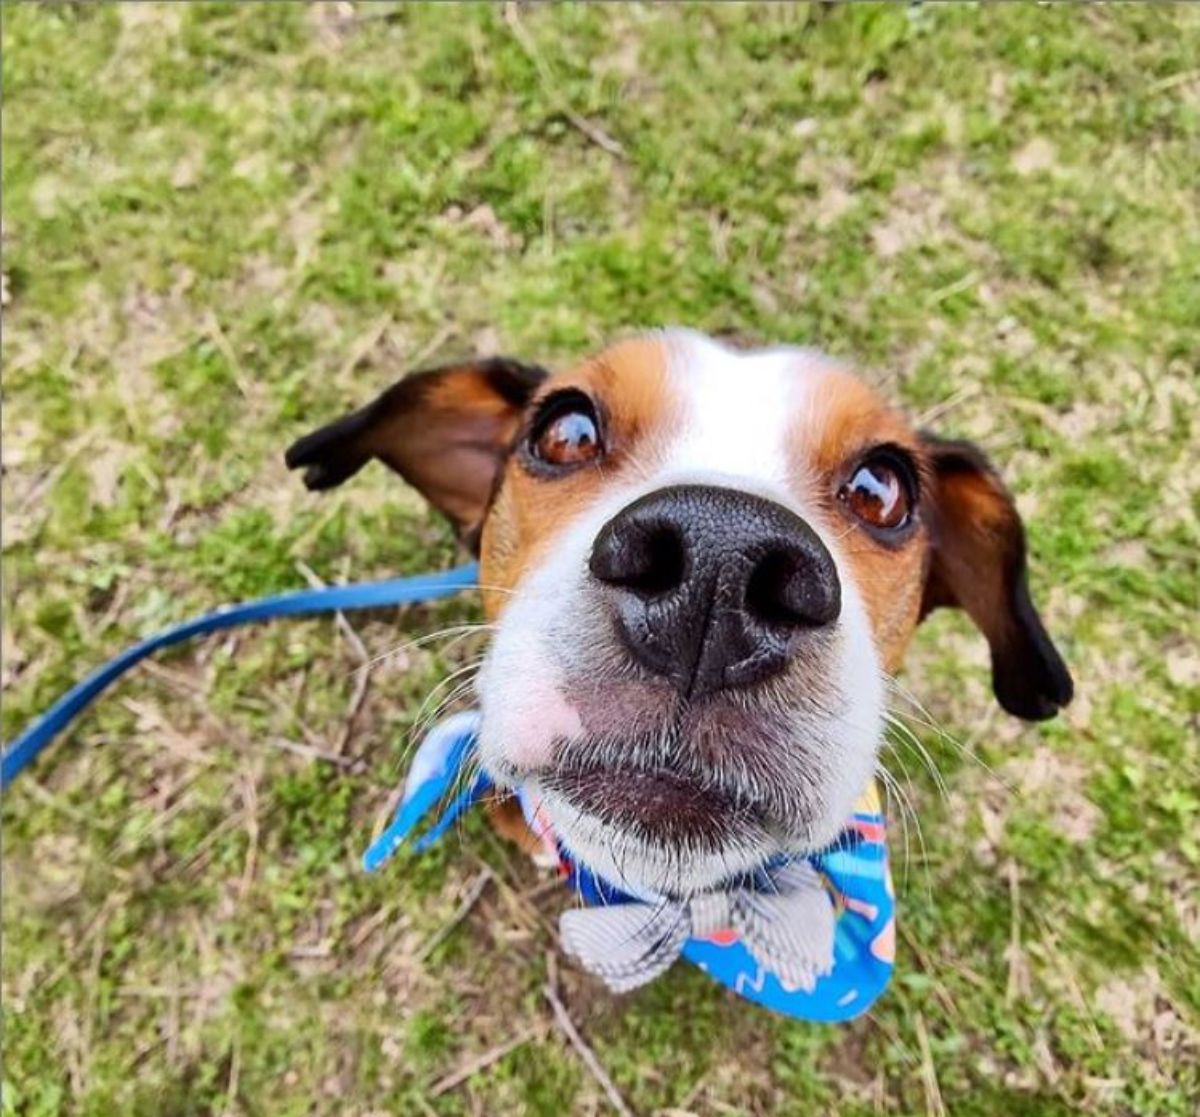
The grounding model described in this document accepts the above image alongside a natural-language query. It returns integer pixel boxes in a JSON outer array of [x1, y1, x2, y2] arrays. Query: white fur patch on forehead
[[659, 330, 836, 493]]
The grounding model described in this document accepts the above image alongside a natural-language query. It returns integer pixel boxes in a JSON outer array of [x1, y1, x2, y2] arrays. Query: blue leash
[[6, 559, 899, 1022], [1, 563, 480, 788]]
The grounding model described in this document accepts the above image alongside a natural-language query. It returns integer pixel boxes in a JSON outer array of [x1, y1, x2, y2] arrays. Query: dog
[[286, 329, 1072, 903]]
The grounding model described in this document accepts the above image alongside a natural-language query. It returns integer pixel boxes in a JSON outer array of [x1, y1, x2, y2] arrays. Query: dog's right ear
[[285, 357, 548, 539]]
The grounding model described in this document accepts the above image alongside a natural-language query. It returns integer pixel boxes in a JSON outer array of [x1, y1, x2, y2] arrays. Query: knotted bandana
[[365, 711, 896, 1022]]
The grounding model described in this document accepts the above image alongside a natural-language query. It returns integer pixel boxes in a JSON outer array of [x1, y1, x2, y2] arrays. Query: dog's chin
[[533, 783, 776, 899], [487, 727, 871, 898]]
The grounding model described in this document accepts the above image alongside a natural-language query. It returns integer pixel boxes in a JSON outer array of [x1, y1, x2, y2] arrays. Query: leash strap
[[1, 563, 481, 788], [7, 557, 898, 1022]]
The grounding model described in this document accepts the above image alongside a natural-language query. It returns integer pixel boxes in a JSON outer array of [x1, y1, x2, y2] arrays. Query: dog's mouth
[[539, 761, 769, 850], [478, 675, 880, 895]]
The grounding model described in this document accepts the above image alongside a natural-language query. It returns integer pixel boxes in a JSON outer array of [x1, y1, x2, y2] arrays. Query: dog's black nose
[[589, 485, 841, 699]]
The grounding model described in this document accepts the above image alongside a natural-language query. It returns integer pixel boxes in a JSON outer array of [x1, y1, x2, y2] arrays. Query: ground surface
[[3, 4, 1198, 1115]]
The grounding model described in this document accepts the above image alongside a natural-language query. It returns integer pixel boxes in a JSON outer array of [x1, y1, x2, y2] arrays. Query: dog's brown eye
[[529, 393, 602, 468], [840, 456, 914, 533], [536, 411, 599, 465]]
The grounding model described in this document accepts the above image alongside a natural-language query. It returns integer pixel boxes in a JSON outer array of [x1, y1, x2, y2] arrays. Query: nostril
[[745, 547, 840, 629], [745, 550, 803, 627], [590, 520, 686, 598], [628, 525, 686, 595]]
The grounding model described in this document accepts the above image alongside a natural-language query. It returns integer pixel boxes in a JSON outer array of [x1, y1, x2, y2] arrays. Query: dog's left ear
[[285, 357, 548, 542], [919, 434, 1073, 721]]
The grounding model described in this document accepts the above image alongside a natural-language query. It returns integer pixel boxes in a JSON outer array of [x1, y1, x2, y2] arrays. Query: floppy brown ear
[[919, 434, 1073, 721], [285, 357, 548, 541]]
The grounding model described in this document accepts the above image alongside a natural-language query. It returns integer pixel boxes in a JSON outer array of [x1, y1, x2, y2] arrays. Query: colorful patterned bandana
[[365, 711, 896, 1022]]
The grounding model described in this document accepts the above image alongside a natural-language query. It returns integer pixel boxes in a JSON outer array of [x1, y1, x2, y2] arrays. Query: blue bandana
[[366, 711, 895, 1022]]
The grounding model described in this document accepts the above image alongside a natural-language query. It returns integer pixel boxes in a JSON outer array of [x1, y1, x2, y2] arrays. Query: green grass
[[3, 3, 1198, 1114]]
